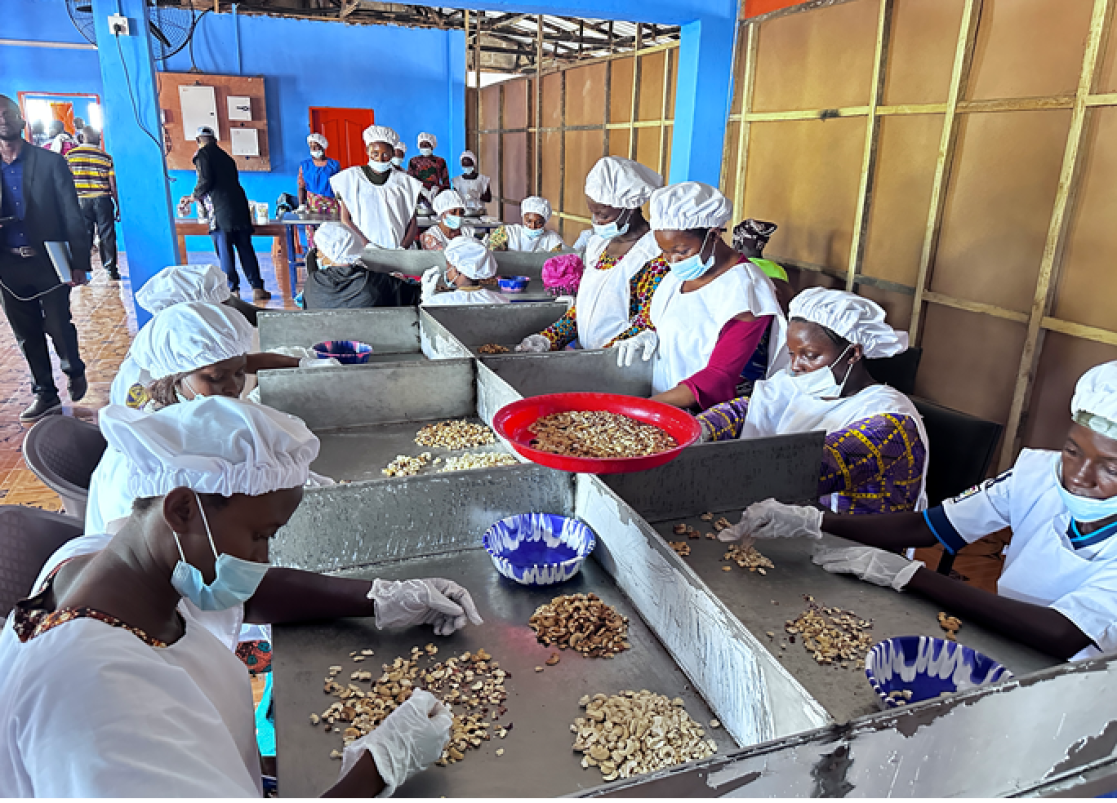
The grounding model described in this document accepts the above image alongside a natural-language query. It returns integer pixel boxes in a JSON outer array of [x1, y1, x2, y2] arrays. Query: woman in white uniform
[[724, 360, 1117, 661], [515, 157, 668, 354], [621, 182, 788, 411], [420, 189, 476, 251], [451, 150, 491, 213], [0, 396, 479, 796], [331, 125, 423, 250], [486, 196, 565, 253], [421, 238, 507, 307], [699, 288, 929, 514]]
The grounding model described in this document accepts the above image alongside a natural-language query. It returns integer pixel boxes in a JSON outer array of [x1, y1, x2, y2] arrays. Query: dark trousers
[[79, 195, 117, 274], [0, 255, 85, 398], [211, 228, 264, 291]]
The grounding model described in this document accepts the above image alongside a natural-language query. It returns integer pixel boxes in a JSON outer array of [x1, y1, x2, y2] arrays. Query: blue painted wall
[[0, 0, 105, 107]]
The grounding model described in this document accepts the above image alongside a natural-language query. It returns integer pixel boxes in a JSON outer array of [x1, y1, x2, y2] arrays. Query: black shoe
[[68, 374, 88, 403], [107, 270, 121, 281], [20, 395, 62, 423], [253, 288, 272, 301]]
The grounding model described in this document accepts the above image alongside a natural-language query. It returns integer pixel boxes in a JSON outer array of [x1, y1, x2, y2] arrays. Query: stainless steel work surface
[[650, 514, 1060, 723], [481, 350, 653, 398], [313, 419, 513, 483], [273, 549, 736, 798], [422, 303, 567, 350], [258, 308, 421, 353]]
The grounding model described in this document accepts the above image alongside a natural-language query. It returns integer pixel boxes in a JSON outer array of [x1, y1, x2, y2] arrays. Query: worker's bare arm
[[243, 568, 372, 624], [821, 510, 939, 551], [323, 752, 386, 797]]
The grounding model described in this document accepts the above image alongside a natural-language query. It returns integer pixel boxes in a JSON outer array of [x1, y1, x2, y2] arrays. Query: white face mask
[[391, 156, 403, 167], [525, 226, 545, 239], [593, 209, 631, 240], [420, 147, 434, 157], [1053, 454, 1117, 523], [788, 345, 854, 399], [368, 159, 393, 174], [310, 149, 325, 159]]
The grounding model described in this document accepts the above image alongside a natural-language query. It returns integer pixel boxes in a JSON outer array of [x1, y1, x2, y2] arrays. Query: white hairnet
[[433, 190, 466, 216], [789, 288, 908, 359], [521, 196, 552, 222], [650, 182, 733, 231], [584, 156, 663, 209], [131, 301, 256, 381], [1072, 361, 1117, 439], [315, 222, 364, 266], [307, 133, 328, 149], [362, 125, 399, 148], [445, 237, 497, 280], [418, 132, 438, 149], [460, 150, 477, 165], [135, 264, 229, 314], [396, 142, 407, 155], [100, 396, 319, 500]]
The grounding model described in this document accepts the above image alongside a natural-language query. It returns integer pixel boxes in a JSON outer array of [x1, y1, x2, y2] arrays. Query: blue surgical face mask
[[175, 376, 205, 404], [669, 230, 715, 281], [170, 492, 270, 611], [444, 215, 463, 231], [369, 159, 393, 174], [310, 149, 325, 160], [1053, 454, 1117, 523], [420, 147, 434, 157], [525, 226, 545, 239], [593, 210, 631, 240], [391, 156, 403, 167], [787, 345, 853, 399]]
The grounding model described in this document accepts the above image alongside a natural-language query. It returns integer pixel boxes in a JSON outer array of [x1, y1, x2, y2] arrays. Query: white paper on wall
[[227, 96, 252, 121], [179, 85, 218, 141], [231, 128, 260, 157]]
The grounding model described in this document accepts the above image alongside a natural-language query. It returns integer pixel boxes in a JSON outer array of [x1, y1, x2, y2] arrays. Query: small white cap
[[788, 288, 909, 359], [135, 264, 230, 314], [418, 132, 437, 149], [584, 156, 663, 209], [521, 196, 552, 222], [307, 133, 328, 149], [1072, 361, 1117, 440], [433, 190, 466, 216], [460, 149, 477, 164], [131, 301, 255, 380], [445, 237, 497, 280], [650, 181, 733, 231], [362, 125, 400, 148], [315, 223, 364, 266]]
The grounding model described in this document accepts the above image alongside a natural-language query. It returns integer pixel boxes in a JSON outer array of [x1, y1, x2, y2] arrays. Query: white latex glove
[[339, 689, 452, 796], [719, 498, 824, 542], [369, 578, 484, 636], [420, 267, 442, 303], [613, 329, 658, 367], [515, 334, 551, 353], [812, 545, 924, 591], [299, 357, 341, 368]]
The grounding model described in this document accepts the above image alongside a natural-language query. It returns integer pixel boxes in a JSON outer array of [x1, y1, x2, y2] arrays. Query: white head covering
[[650, 182, 733, 231], [362, 125, 399, 148], [135, 264, 230, 314], [315, 222, 364, 266], [1071, 361, 1117, 440], [132, 301, 256, 381], [445, 238, 497, 281], [307, 133, 328, 149], [396, 142, 407, 155], [100, 396, 319, 500], [418, 132, 438, 149], [433, 190, 466, 216], [788, 288, 908, 359], [460, 150, 476, 165], [521, 196, 552, 223], [584, 156, 663, 209]]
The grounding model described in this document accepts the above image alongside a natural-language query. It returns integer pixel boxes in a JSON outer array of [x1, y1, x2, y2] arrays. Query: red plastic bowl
[[492, 392, 701, 474]]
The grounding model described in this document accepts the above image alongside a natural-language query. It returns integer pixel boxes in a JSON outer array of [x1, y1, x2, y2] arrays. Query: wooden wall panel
[[742, 118, 865, 274], [502, 131, 528, 203], [608, 129, 631, 159], [666, 49, 678, 121], [637, 50, 667, 121], [540, 130, 562, 214], [634, 129, 661, 176], [883, 0, 965, 105], [857, 285, 915, 332], [931, 110, 1071, 313], [752, 0, 878, 113], [1098, 12, 1117, 92], [563, 129, 603, 221], [722, 120, 741, 199], [967, 0, 1094, 101], [503, 79, 530, 129], [1020, 333, 1117, 450], [480, 85, 501, 131], [542, 73, 563, 129], [480, 132, 500, 216], [158, 72, 270, 172], [565, 63, 607, 127], [609, 57, 635, 124]]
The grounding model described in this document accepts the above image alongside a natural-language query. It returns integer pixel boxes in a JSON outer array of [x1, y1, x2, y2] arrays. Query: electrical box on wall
[[108, 14, 130, 35]]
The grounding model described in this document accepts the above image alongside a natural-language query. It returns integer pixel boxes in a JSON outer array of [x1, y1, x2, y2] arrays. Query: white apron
[[452, 174, 490, 212], [423, 288, 509, 306], [741, 373, 930, 510], [109, 354, 147, 406], [575, 231, 661, 351], [330, 167, 422, 249], [505, 224, 565, 253], [649, 260, 789, 394]]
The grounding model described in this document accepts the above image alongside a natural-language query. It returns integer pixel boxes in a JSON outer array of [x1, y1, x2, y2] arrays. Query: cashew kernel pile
[[478, 343, 509, 354], [571, 690, 718, 782], [529, 593, 630, 658], [415, 420, 497, 450], [723, 543, 774, 574], [382, 452, 431, 477], [528, 411, 677, 459], [669, 541, 691, 557], [784, 596, 874, 666], [438, 452, 518, 472]]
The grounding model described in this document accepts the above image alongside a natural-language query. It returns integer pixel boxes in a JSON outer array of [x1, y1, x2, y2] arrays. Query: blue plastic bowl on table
[[482, 513, 596, 586], [865, 636, 1013, 709], [311, 340, 374, 365], [498, 276, 531, 293]]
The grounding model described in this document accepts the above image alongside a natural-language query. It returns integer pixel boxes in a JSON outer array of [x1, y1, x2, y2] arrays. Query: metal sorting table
[[273, 550, 735, 798], [421, 302, 569, 359], [258, 307, 429, 364]]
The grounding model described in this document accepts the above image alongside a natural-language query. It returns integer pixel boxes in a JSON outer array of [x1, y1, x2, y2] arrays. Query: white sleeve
[[931, 467, 1016, 550], [85, 448, 131, 537], [1051, 565, 1117, 657]]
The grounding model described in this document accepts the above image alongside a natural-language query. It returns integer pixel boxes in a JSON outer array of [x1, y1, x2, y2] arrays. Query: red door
[[309, 107, 375, 170]]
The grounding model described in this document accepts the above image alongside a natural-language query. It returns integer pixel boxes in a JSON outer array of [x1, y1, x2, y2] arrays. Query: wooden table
[[174, 218, 293, 298]]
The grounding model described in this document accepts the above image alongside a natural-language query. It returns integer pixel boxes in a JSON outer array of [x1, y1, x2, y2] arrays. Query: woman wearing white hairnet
[[625, 181, 788, 411], [420, 189, 477, 251], [297, 133, 342, 239], [407, 132, 450, 203], [517, 157, 669, 354], [331, 126, 423, 249], [0, 396, 481, 796], [304, 223, 424, 310], [421, 238, 507, 307], [486, 196, 565, 253], [722, 360, 1117, 662], [451, 150, 492, 212], [699, 288, 928, 514]]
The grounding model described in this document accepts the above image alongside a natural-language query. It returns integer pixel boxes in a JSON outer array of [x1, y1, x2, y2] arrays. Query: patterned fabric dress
[[407, 155, 450, 194]]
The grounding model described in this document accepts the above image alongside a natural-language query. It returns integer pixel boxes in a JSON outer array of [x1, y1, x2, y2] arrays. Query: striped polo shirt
[[65, 145, 115, 199]]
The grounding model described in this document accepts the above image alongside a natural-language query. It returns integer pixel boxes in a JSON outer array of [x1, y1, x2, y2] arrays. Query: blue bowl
[[312, 340, 374, 365], [482, 513, 596, 586], [498, 275, 531, 293], [865, 636, 1013, 710]]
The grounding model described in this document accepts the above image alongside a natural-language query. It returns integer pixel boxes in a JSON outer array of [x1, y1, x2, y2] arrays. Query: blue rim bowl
[[498, 275, 531, 293], [482, 513, 596, 586], [865, 636, 1013, 710], [312, 340, 374, 365]]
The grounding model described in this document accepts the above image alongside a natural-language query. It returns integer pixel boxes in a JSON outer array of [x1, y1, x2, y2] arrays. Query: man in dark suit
[[0, 95, 89, 422]]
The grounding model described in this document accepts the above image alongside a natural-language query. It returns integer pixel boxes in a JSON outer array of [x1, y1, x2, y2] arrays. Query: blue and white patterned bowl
[[482, 513, 596, 586], [865, 636, 1013, 710]]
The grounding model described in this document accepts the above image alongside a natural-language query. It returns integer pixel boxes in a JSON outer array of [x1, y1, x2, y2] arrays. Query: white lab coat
[[502, 224, 565, 253], [451, 174, 490, 212], [109, 354, 148, 406], [330, 167, 422, 249], [935, 448, 1117, 660], [423, 288, 509, 307], [575, 231, 661, 351], [649, 260, 789, 395]]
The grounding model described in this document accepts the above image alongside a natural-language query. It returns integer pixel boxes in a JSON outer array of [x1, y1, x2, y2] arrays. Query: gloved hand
[[612, 330, 658, 368], [812, 545, 924, 591], [420, 267, 442, 303], [339, 689, 452, 796], [299, 357, 341, 368], [719, 498, 824, 542], [369, 578, 484, 636], [515, 334, 551, 353]]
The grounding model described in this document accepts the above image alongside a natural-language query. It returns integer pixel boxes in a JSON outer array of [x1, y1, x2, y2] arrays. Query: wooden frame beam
[[731, 23, 759, 227]]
